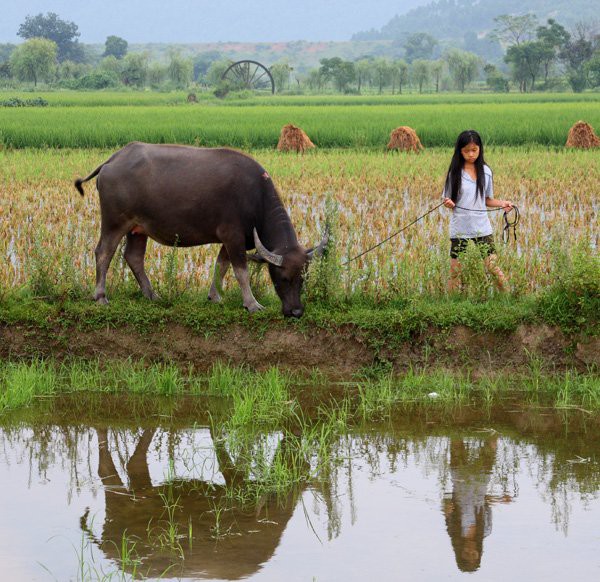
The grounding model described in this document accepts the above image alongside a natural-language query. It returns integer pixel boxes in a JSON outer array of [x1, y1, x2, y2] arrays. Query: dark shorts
[[450, 235, 496, 259]]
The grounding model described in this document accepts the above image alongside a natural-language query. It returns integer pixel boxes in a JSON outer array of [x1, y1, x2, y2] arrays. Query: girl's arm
[[486, 198, 513, 210]]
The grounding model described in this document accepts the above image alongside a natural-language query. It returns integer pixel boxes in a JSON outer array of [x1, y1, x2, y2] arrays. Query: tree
[[0, 62, 10, 79], [167, 50, 193, 88], [99, 55, 123, 76], [393, 59, 410, 94], [57, 60, 89, 81], [372, 58, 392, 93], [430, 60, 444, 93], [304, 68, 324, 92], [193, 51, 222, 81], [148, 63, 167, 88], [270, 61, 293, 92], [585, 52, 600, 88], [18, 12, 83, 62], [206, 60, 231, 87], [120, 53, 148, 87], [355, 58, 372, 94], [491, 14, 538, 47], [403, 33, 437, 62], [411, 60, 430, 93], [536, 19, 570, 83], [104, 36, 128, 59], [505, 41, 553, 91], [484, 64, 509, 92], [0, 44, 15, 63], [445, 49, 480, 92], [319, 58, 356, 92], [9, 38, 57, 86], [560, 22, 597, 92]]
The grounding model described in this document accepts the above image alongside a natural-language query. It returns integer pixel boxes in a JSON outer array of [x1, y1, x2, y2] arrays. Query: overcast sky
[[1, 1, 429, 44]]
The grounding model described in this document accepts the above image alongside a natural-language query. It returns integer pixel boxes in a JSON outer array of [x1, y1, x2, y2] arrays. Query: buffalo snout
[[285, 307, 304, 319]]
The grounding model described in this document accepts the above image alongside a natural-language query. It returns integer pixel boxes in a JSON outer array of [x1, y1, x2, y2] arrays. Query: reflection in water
[[86, 426, 316, 580], [443, 436, 514, 572], [1, 404, 600, 580]]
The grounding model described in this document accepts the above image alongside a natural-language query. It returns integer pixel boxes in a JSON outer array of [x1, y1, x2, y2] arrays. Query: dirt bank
[[1, 322, 597, 376]]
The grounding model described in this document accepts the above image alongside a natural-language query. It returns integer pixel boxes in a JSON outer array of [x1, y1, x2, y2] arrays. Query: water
[[1, 402, 600, 581]]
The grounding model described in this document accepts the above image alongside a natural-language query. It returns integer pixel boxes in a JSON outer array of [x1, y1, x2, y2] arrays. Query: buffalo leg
[[124, 233, 158, 300], [97, 428, 124, 488], [226, 244, 264, 313], [126, 429, 156, 491], [208, 245, 231, 303], [94, 230, 125, 304]]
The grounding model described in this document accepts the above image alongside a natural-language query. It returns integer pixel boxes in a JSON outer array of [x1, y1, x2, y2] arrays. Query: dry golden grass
[[387, 126, 424, 152], [0, 147, 597, 297], [566, 121, 600, 148]]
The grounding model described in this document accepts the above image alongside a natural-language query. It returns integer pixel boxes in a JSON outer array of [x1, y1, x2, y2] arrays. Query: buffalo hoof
[[95, 297, 109, 305], [207, 291, 222, 303], [245, 301, 265, 313]]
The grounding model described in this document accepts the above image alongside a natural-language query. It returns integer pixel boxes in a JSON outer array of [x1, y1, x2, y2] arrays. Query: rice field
[[0, 93, 599, 148], [0, 146, 597, 299], [2, 90, 599, 107]]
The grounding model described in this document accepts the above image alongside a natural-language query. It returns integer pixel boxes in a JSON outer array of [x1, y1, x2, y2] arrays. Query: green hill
[[353, 0, 597, 41]]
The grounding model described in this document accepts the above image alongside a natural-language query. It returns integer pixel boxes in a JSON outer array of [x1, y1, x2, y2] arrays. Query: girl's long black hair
[[444, 130, 488, 203]]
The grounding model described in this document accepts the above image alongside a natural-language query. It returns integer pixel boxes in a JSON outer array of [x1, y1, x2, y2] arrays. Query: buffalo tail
[[74, 162, 106, 196]]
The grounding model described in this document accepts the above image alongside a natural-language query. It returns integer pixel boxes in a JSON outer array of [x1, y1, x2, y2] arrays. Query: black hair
[[444, 130, 489, 203]]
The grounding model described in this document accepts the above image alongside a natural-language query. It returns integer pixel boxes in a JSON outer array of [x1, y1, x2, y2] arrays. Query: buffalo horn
[[253, 228, 284, 267], [307, 228, 330, 259]]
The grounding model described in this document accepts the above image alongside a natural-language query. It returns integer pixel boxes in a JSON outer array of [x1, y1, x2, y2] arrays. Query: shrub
[[537, 242, 600, 331], [0, 97, 48, 107]]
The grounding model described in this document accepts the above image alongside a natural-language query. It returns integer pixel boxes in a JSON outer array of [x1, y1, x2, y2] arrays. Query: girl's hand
[[502, 200, 514, 211], [443, 198, 455, 209]]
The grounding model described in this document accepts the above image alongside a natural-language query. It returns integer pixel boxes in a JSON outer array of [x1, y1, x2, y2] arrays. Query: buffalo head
[[250, 228, 329, 318]]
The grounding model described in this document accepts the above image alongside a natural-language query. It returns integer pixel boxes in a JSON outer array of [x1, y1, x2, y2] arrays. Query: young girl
[[442, 130, 514, 292]]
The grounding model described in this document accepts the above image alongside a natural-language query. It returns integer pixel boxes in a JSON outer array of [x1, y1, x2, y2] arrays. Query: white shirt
[[443, 166, 494, 239]]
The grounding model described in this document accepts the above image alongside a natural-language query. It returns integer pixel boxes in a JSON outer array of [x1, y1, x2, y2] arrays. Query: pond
[[1, 397, 600, 581]]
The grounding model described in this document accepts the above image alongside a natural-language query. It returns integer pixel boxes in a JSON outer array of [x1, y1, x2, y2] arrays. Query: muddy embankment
[[1, 322, 598, 377]]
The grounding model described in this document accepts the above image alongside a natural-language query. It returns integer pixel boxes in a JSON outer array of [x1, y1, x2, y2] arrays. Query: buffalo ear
[[306, 228, 330, 260]]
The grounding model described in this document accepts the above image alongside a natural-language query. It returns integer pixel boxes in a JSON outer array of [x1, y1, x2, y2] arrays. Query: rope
[[502, 205, 520, 243], [454, 204, 520, 243], [342, 201, 444, 265], [343, 202, 519, 265]]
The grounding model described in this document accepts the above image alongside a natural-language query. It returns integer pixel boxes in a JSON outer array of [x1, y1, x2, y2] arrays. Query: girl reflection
[[443, 435, 513, 572]]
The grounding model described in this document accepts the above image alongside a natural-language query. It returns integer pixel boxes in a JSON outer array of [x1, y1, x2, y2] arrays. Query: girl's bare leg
[[484, 254, 508, 292], [448, 258, 462, 293]]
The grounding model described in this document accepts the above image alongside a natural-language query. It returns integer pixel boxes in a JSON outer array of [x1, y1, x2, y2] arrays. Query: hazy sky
[[1, 1, 429, 44]]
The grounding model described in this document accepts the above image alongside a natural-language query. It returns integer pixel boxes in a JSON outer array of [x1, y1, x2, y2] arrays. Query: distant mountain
[[353, 0, 598, 41]]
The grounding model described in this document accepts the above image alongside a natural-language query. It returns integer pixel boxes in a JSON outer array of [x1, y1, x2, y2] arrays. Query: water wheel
[[222, 60, 275, 94]]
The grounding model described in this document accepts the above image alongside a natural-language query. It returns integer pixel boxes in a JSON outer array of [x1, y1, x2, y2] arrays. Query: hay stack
[[566, 121, 600, 148], [187, 92, 198, 103], [387, 126, 424, 152], [277, 124, 315, 153]]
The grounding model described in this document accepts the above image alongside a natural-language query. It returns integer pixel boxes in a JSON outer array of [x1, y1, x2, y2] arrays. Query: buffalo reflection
[[81, 427, 314, 580], [443, 435, 514, 572]]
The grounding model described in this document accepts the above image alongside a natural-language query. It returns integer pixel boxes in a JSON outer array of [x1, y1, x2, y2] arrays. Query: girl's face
[[460, 142, 480, 164]]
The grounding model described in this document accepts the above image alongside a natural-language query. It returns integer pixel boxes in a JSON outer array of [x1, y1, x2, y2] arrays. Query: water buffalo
[[75, 142, 327, 317]]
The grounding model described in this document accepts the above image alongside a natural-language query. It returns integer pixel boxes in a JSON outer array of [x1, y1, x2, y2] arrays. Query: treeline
[[0, 12, 599, 95]]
